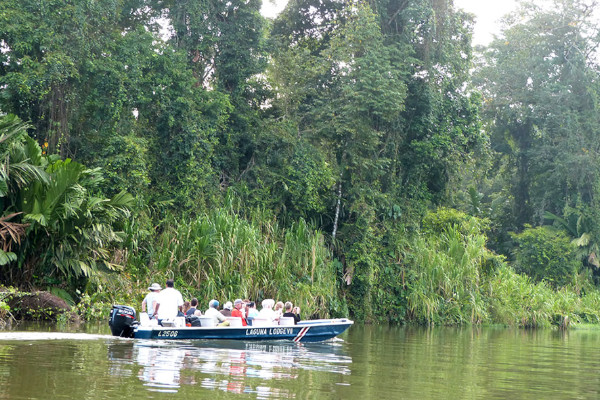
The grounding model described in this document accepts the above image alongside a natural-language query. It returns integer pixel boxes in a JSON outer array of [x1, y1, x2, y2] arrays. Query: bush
[[422, 207, 490, 236], [511, 226, 580, 287]]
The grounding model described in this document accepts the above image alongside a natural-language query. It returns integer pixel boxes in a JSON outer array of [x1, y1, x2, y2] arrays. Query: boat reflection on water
[[108, 339, 352, 397]]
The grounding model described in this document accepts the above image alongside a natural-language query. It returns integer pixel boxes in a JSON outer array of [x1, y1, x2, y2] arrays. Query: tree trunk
[[332, 177, 342, 239]]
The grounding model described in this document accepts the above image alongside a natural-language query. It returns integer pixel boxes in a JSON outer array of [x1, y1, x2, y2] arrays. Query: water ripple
[[119, 340, 352, 397]]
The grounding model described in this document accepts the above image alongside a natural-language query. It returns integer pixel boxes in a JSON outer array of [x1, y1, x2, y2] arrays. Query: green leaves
[[0, 114, 134, 286], [22, 159, 85, 227], [0, 115, 48, 198], [0, 250, 17, 266], [511, 225, 580, 287], [147, 201, 343, 318], [403, 209, 488, 325]]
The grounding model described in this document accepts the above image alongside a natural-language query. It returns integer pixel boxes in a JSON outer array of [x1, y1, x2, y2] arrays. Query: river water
[[1, 323, 600, 399]]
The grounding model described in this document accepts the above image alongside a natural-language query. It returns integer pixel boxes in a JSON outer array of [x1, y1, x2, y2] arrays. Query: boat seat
[[199, 316, 215, 327], [251, 318, 270, 327], [279, 317, 295, 326], [226, 317, 243, 327]]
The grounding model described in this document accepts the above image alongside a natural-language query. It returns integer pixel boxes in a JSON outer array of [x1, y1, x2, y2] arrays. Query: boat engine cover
[[109, 305, 137, 337]]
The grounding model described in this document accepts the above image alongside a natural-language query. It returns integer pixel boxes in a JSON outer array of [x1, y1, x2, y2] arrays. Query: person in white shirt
[[141, 283, 161, 319], [204, 299, 229, 326], [154, 279, 184, 324], [257, 299, 278, 323]]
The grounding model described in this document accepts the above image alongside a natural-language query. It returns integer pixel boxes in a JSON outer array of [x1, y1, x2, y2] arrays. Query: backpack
[[185, 315, 202, 327]]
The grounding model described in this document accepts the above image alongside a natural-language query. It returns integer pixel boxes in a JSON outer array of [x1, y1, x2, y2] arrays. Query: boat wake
[[0, 332, 114, 341]]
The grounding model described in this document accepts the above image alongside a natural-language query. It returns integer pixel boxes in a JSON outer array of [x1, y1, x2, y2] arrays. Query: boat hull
[[133, 319, 353, 343]]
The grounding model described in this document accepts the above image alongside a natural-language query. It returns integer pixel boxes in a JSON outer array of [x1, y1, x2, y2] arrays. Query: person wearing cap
[[154, 279, 184, 325], [204, 299, 229, 326], [142, 283, 162, 319], [231, 299, 247, 326], [221, 301, 233, 317]]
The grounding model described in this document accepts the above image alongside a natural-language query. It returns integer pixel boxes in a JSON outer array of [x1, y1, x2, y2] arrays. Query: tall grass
[[404, 220, 488, 325], [486, 265, 600, 328], [486, 265, 555, 327], [146, 203, 344, 318], [401, 210, 600, 328]]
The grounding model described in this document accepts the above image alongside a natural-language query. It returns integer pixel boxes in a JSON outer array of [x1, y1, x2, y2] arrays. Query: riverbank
[[2, 283, 600, 331], [2, 0, 600, 342], [0, 288, 78, 325]]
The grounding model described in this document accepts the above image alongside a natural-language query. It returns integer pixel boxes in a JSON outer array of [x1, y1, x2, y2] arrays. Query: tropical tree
[[0, 0, 230, 212], [21, 161, 134, 294], [264, 0, 484, 320], [162, 0, 268, 186], [544, 206, 600, 286], [0, 115, 48, 265], [0, 0, 148, 156], [377, 0, 485, 205], [475, 0, 600, 235], [0, 114, 135, 293]]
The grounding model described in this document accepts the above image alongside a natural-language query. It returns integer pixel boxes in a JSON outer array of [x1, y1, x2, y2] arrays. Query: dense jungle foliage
[[1, 0, 600, 327]]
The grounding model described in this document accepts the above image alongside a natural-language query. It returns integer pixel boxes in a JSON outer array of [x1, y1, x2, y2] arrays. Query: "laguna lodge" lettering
[[245, 328, 294, 336]]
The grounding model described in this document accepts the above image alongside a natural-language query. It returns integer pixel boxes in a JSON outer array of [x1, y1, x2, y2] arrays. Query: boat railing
[[297, 318, 353, 326], [135, 316, 353, 330]]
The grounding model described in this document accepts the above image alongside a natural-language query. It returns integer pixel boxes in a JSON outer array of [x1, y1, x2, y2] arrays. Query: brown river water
[[1, 323, 600, 399]]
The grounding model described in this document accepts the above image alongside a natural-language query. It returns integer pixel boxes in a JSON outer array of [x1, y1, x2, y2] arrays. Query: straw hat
[[148, 283, 162, 291]]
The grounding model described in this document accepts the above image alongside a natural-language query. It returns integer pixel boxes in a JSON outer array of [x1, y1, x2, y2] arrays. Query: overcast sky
[[260, 0, 519, 46], [454, 0, 518, 45]]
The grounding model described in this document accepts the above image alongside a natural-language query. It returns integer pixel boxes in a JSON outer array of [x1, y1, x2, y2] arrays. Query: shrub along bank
[[4, 205, 600, 330]]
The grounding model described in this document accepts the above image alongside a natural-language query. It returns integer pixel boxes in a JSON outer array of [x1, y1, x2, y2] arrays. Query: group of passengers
[[142, 279, 301, 327]]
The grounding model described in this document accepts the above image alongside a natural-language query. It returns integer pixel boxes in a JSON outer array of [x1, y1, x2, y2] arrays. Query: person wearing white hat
[[142, 283, 162, 319], [221, 301, 233, 317], [257, 299, 278, 323]]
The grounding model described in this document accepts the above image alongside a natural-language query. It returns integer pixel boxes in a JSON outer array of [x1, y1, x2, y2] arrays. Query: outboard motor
[[109, 305, 137, 338]]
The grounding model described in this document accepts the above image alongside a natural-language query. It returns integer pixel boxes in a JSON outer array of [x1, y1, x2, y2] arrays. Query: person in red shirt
[[231, 298, 247, 326]]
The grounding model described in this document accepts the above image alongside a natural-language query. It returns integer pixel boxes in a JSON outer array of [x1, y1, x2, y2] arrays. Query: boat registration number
[[157, 330, 178, 338]]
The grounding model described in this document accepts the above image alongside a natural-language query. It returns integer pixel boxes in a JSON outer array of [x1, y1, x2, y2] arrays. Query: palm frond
[[0, 212, 28, 251], [0, 250, 17, 266]]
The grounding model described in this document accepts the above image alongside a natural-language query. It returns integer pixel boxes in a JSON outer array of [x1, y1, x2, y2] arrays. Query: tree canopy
[[2, 0, 600, 325]]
